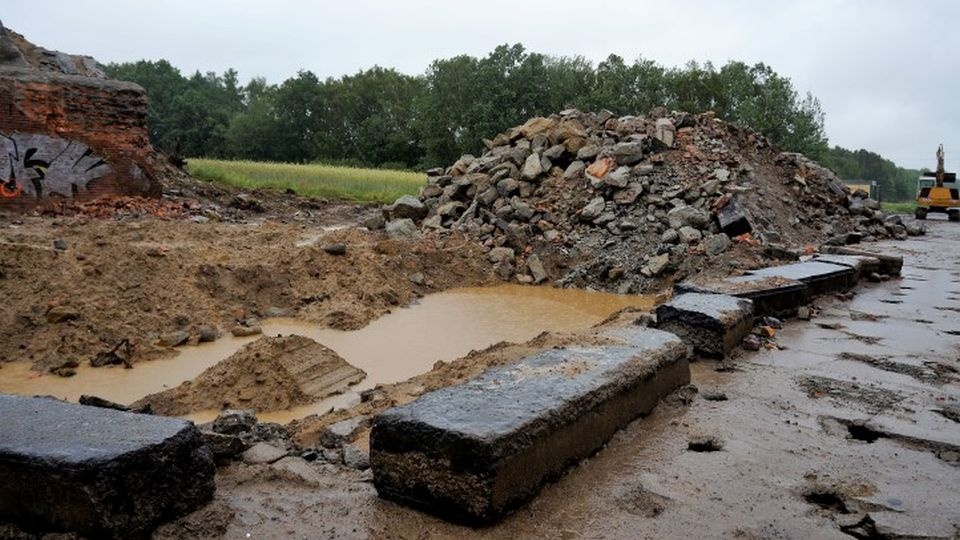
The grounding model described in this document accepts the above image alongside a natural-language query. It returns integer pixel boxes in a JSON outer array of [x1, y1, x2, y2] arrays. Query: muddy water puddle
[[0, 285, 657, 423]]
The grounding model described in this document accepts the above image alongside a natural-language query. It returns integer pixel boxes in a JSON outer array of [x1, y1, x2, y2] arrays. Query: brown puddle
[[0, 285, 658, 423]]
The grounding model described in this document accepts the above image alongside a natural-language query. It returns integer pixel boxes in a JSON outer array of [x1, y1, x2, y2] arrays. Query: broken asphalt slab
[[370, 326, 689, 524], [0, 394, 215, 539], [655, 293, 754, 358]]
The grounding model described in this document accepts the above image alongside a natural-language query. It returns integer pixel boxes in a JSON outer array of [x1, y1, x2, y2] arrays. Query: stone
[[159, 330, 190, 347], [660, 229, 680, 244], [678, 226, 702, 244], [212, 409, 257, 435], [271, 456, 324, 485], [363, 213, 386, 230], [496, 178, 520, 197], [201, 431, 248, 461], [703, 233, 731, 256], [198, 325, 218, 343], [611, 141, 644, 165], [580, 197, 606, 221], [527, 254, 548, 284], [0, 395, 214, 538], [230, 324, 262, 337], [741, 334, 761, 351], [487, 247, 516, 264], [522, 153, 543, 180], [385, 218, 419, 240], [715, 196, 752, 237], [343, 441, 371, 470], [52, 239, 67, 251], [645, 253, 670, 276], [613, 182, 644, 205], [389, 195, 427, 220], [241, 442, 287, 465], [585, 157, 615, 181], [656, 293, 755, 358], [563, 160, 585, 179], [322, 243, 347, 256], [320, 416, 369, 448], [543, 144, 565, 160], [603, 166, 631, 188], [653, 118, 676, 148], [370, 327, 689, 524], [667, 205, 710, 229], [576, 144, 600, 160], [408, 272, 425, 285]]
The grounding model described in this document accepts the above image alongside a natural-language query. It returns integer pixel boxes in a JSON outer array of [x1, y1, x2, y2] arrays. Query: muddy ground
[[0, 198, 494, 372], [152, 216, 960, 539]]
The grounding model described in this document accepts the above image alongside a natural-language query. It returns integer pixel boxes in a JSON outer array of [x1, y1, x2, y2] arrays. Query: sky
[[4, 0, 959, 171]]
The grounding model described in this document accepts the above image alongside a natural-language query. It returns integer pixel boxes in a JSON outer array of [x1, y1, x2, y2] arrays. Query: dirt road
[[158, 217, 960, 539]]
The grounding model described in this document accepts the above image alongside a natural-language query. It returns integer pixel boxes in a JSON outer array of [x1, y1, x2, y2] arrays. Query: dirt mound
[[0, 219, 493, 371], [394, 109, 912, 293], [136, 335, 365, 415]]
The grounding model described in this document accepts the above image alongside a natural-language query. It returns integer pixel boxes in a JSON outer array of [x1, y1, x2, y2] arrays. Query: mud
[[0, 284, 656, 422], [0, 213, 493, 372], [155, 216, 960, 538]]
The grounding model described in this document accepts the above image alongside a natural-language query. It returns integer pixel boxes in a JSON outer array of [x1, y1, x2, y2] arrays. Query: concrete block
[[0, 395, 214, 538], [820, 245, 902, 276], [656, 293, 754, 358], [715, 196, 752, 237], [813, 254, 881, 280], [676, 275, 808, 318], [370, 327, 689, 524], [745, 261, 857, 296]]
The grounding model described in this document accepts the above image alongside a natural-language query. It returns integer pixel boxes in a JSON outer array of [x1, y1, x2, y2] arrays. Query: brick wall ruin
[[0, 21, 163, 209]]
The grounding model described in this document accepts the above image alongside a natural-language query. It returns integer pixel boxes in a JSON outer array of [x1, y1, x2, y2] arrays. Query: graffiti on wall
[[1, 133, 112, 199]]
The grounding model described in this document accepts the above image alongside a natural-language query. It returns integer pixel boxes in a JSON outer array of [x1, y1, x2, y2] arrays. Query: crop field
[[880, 201, 916, 214], [188, 159, 426, 203]]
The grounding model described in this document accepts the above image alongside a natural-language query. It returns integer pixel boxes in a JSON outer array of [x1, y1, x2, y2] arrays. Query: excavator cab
[[915, 145, 960, 221]]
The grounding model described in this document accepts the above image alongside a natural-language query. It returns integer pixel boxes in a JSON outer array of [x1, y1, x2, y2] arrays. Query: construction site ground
[[152, 216, 960, 539]]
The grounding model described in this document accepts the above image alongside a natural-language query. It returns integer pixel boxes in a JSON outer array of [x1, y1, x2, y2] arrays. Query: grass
[[880, 201, 916, 214], [187, 158, 426, 204]]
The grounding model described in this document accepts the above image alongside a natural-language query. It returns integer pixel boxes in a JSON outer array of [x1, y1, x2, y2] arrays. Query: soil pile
[[136, 335, 365, 415], [392, 109, 914, 293], [0, 219, 492, 371]]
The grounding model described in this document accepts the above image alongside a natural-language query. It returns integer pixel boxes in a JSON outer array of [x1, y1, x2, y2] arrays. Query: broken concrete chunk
[[0, 395, 214, 538], [715, 196, 752, 237], [746, 261, 856, 296], [655, 293, 754, 358], [371, 326, 689, 524]]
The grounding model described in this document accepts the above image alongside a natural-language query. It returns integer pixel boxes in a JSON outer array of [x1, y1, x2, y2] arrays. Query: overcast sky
[[4, 1, 958, 171]]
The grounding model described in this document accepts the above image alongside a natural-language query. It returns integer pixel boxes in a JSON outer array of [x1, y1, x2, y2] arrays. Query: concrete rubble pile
[[384, 108, 918, 293]]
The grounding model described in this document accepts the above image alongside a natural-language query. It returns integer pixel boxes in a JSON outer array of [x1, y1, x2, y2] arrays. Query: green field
[[187, 159, 426, 203], [880, 201, 916, 214]]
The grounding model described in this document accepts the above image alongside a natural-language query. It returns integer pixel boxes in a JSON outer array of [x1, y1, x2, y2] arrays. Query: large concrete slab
[[0, 395, 215, 538], [656, 293, 754, 358], [812, 254, 881, 280], [820, 245, 903, 276], [745, 261, 857, 296], [370, 327, 689, 524], [676, 274, 808, 317]]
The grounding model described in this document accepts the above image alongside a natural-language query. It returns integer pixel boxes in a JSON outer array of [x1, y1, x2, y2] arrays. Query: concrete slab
[[370, 327, 689, 524], [676, 275, 808, 318], [655, 293, 754, 358], [812, 254, 881, 279], [820, 245, 903, 276], [746, 261, 856, 296], [0, 395, 215, 538]]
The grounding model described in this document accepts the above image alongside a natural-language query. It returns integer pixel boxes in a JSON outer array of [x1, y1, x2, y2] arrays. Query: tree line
[[105, 43, 921, 201]]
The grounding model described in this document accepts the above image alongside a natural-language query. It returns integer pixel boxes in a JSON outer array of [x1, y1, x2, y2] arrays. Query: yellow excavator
[[916, 144, 960, 221]]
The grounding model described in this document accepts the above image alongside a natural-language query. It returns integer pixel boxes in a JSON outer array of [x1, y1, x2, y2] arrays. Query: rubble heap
[[387, 109, 915, 293]]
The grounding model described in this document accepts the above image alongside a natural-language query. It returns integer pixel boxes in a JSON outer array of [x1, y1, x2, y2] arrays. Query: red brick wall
[[0, 69, 162, 210]]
